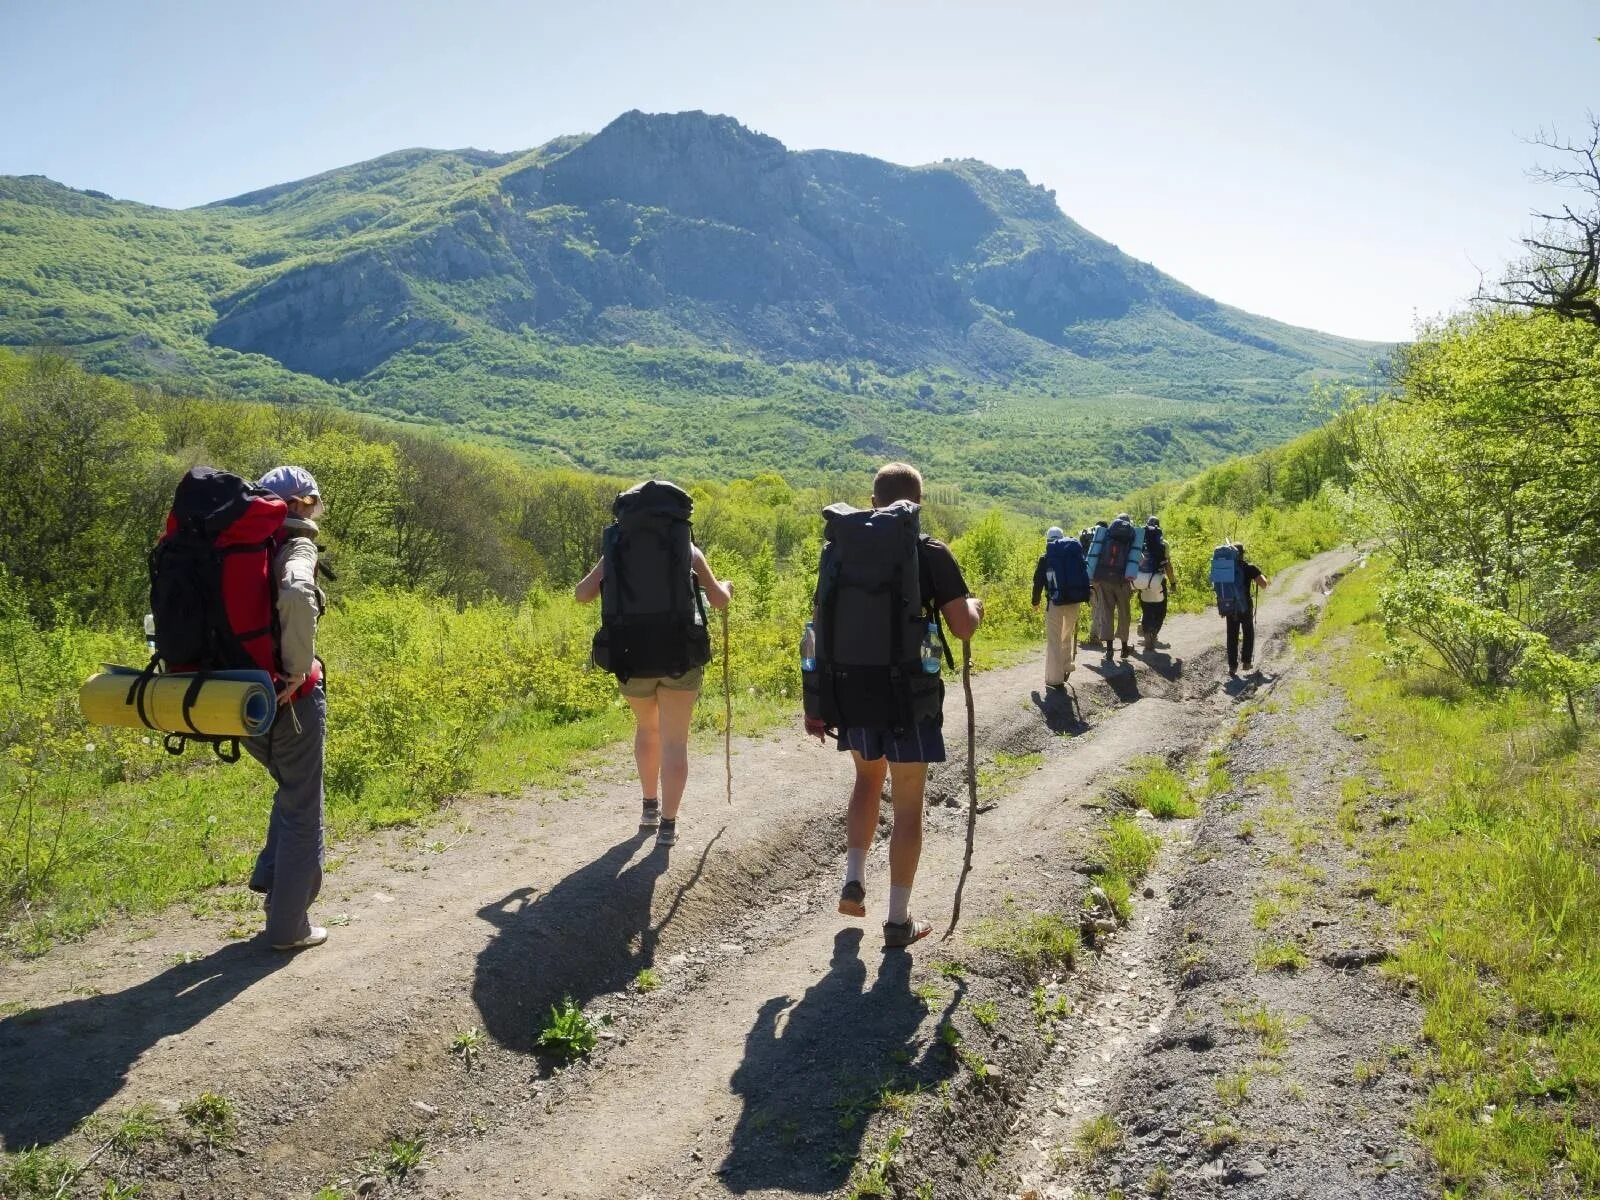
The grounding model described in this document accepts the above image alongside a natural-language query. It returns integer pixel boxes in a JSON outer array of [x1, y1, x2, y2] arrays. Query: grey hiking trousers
[[245, 684, 326, 945]]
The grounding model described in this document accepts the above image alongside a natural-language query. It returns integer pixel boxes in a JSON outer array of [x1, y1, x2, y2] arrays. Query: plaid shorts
[[837, 718, 946, 764]]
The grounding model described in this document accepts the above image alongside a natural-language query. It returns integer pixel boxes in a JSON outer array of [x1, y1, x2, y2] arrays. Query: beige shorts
[[617, 665, 705, 700]]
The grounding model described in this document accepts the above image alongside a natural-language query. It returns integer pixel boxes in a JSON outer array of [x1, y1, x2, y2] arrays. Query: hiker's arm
[[1031, 558, 1047, 608], [276, 540, 320, 682], [691, 546, 733, 609], [1164, 557, 1177, 587], [574, 558, 603, 604], [942, 594, 984, 642]]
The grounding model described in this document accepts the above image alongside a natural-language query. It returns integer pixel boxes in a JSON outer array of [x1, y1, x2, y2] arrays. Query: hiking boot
[[882, 917, 932, 948], [1102, 641, 1113, 656], [656, 819, 678, 847], [639, 798, 661, 831], [271, 927, 328, 952], [838, 880, 867, 918], [1044, 681, 1065, 692], [1119, 642, 1131, 657]]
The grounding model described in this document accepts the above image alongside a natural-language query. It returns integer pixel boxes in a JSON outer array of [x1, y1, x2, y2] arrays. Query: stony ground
[[0, 549, 1434, 1200]]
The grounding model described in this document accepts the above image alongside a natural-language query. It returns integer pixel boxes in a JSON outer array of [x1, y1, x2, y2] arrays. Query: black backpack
[[803, 501, 947, 733], [591, 481, 710, 682], [1095, 517, 1138, 581]]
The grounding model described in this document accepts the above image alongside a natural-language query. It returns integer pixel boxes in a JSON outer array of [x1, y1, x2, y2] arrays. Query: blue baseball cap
[[257, 465, 320, 501]]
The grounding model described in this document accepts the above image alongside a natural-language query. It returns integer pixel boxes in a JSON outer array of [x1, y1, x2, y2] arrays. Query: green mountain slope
[[0, 110, 1384, 508]]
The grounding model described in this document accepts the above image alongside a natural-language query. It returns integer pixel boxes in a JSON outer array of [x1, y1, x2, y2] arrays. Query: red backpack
[[132, 467, 314, 757]]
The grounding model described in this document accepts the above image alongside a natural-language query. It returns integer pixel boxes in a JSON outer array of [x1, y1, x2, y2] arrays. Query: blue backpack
[[1044, 538, 1091, 604], [1210, 545, 1248, 616]]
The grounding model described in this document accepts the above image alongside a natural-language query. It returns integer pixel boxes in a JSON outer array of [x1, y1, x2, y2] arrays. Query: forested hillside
[[0, 111, 1385, 509]]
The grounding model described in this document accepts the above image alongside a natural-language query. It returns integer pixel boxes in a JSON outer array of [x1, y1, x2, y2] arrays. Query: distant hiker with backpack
[[577, 480, 732, 848], [1032, 526, 1090, 689], [802, 463, 983, 949], [1087, 513, 1138, 659], [1134, 516, 1177, 653], [1209, 542, 1270, 677]]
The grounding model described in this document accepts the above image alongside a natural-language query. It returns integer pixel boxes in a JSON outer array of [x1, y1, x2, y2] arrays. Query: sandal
[[883, 917, 932, 948]]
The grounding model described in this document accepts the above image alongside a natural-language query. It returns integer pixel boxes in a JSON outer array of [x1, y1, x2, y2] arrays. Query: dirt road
[[0, 550, 1431, 1199]]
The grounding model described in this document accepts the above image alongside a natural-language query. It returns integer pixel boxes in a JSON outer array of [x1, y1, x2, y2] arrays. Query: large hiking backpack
[[1134, 528, 1166, 590], [591, 480, 711, 682], [1044, 537, 1091, 605], [1210, 544, 1248, 616], [136, 467, 289, 758], [1094, 517, 1138, 581], [803, 500, 946, 733]]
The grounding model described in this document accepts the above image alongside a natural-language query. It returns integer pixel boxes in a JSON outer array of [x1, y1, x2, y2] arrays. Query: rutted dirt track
[[0, 550, 1433, 1199]]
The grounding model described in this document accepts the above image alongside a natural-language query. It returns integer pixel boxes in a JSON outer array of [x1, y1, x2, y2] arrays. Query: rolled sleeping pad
[[79, 667, 277, 738]]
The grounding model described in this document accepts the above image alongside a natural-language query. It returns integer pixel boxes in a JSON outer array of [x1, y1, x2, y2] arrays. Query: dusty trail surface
[[0, 550, 1430, 1199]]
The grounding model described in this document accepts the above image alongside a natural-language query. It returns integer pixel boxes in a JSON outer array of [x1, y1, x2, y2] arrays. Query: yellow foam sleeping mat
[[79, 667, 277, 738]]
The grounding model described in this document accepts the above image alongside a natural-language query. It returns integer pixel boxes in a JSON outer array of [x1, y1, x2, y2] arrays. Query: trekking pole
[[942, 637, 979, 941], [721, 605, 732, 806]]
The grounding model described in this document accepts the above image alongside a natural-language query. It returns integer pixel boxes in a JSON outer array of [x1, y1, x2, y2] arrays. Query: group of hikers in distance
[[1029, 513, 1271, 689], [135, 458, 1269, 962]]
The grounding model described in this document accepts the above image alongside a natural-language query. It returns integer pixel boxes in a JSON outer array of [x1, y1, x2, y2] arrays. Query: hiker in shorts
[[1135, 516, 1178, 653], [1032, 526, 1089, 689], [576, 481, 732, 848], [803, 463, 984, 948], [249, 466, 330, 951], [1223, 545, 1270, 677]]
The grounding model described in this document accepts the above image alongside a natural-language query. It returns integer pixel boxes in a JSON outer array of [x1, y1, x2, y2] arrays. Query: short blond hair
[[872, 462, 924, 506]]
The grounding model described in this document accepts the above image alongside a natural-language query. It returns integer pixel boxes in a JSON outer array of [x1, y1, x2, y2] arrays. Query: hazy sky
[[3, 0, 1595, 341]]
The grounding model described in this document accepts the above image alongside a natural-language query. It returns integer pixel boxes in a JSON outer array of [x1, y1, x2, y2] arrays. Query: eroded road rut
[[0, 550, 1432, 1199]]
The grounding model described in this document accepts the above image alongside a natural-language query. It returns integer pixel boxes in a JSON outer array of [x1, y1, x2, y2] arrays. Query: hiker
[[1032, 526, 1090, 689], [576, 481, 732, 848], [1084, 520, 1108, 644], [1134, 516, 1178, 653], [247, 466, 330, 951], [802, 463, 983, 948], [1213, 543, 1270, 677], [1090, 514, 1137, 658]]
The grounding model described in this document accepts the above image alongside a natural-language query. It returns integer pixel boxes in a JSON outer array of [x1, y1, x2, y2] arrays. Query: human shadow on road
[[0, 941, 287, 1149], [1031, 687, 1088, 735], [721, 929, 962, 1194], [1141, 650, 1184, 681], [474, 828, 720, 1054]]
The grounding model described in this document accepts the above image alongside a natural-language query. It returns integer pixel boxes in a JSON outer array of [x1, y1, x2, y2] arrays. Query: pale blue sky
[[3, 0, 1595, 341]]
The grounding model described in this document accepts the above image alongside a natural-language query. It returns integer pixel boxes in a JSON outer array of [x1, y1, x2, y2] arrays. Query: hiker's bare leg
[[887, 761, 928, 888], [847, 751, 888, 853], [655, 687, 697, 820], [625, 694, 661, 804]]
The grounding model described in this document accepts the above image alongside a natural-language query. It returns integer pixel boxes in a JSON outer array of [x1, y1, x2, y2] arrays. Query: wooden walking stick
[[721, 605, 732, 805], [942, 637, 978, 940]]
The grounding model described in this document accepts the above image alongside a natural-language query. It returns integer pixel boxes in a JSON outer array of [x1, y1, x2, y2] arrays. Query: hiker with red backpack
[[802, 463, 983, 949], [143, 464, 331, 951], [1210, 542, 1270, 677], [576, 481, 733, 849], [1032, 526, 1090, 689]]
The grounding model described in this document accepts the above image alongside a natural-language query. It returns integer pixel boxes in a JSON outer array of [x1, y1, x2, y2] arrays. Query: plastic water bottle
[[921, 622, 943, 674], [1046, 567, 1058, 595], [800, 621, 817, 673], [143, 613, 157, 655]]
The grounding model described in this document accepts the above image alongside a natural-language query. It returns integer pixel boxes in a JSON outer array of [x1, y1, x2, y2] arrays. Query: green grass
[[1089, 814, 1161, 925], [1074, 1113, 1124, 1162], [971, 907, 1079, 975], [1303, 562, 1600, 1195], [1216, 1069, 1252, 1108], [535, 996, 597, 1061], [633, 967, 661, 993], [179, 1091, 236, 1148], [1254, 940, 1310, 973], [450, 1026, 484, 1070], [0, 1147, 79, 1200], [1126, 757, 1198, 819], [383, 1135, 426, 1180], [967, 1000, 999, 1030], [976, 751, 1043, 804], [1229, 1003, 1290, 1056]]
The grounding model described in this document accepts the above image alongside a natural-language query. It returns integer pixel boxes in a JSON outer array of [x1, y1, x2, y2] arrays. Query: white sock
[[844, 848, 867, 886], [887, 884, 912, 924]]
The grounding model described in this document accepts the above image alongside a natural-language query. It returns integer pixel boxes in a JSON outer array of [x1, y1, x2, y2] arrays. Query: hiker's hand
[[804, 716, 828, 744], [1031, 601, 1039, 612], [276, 673, 307, 705]]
